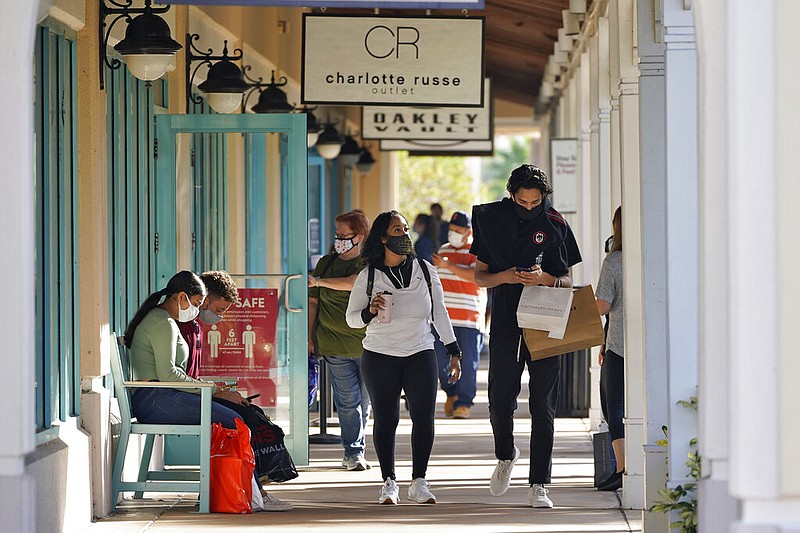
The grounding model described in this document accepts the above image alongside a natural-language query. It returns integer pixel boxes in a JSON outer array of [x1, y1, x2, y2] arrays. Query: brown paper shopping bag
[[522, 285, 605, 360]]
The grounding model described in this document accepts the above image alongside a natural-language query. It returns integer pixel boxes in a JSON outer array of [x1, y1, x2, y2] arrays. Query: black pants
[[361, 349, 438, 481], [488, 330, 561, 485], [600, 349, 625, 440]]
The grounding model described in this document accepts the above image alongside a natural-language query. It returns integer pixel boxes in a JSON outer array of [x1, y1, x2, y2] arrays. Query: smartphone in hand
[[516, 266, 532, 272]]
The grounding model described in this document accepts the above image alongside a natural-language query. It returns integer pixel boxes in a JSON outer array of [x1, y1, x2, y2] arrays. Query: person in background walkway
[[346, 211, 462, 506], [308, 210, 372, 472], [471, 165, 582, 509], [430, 202, 450, 245], [172, 270, 293, 511], [431, 210, 487, 419], [595, 206, 625, 492], [412, 213, 439, 263]]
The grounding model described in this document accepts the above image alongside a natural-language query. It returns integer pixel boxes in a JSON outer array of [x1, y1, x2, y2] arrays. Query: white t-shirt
[[346, 259, 457, 357]]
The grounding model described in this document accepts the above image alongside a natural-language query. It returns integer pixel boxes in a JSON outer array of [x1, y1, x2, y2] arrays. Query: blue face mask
[[198, 308, 223, 325]]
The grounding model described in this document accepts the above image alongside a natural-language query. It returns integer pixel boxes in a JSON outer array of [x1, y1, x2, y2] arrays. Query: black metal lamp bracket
[[99, 0, 171, 90], [185, 33, 244, 114], [241, 66, 288, 113]]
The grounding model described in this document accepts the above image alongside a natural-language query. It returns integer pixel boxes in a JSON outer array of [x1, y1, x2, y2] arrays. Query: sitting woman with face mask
[[125, 270, 247, 426], [126, 270, 293, 511]]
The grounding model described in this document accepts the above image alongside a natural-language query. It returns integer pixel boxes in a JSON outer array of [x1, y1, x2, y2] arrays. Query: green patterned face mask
[[384, 234, 413, 255]]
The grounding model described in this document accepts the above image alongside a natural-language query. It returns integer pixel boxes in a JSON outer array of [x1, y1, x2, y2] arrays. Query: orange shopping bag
[[209, 418, 255, 513]]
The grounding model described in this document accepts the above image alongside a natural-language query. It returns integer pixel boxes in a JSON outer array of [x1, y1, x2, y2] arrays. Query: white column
[[693, 0, 739, 528], [612, 0, 651, 513], [595, 17, 613, 252], [576, 53, 593, 287], [728, 0, 800, 529], [663, 0, 700, 494], [589, 17, 614, 430], [0, 3, 38, 533], [588, 31, 603, 430], [634, 0, 670, 526]]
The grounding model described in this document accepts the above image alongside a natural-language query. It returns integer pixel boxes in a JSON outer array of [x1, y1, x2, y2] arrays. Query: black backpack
[[365, 257, 434, 317]]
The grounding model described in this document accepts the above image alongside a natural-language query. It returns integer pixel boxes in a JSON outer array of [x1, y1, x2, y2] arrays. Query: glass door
[[154, 113, 309, 464]]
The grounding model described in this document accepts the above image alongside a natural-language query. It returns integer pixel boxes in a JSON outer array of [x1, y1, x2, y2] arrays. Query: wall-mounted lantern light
[[242, 68, 295, 114], [185, 34, 249, 114], [296, 106, 323, 147], [100, 0, 181, 90], [338, 134, 362, 168], [356, 146, 376, 174], [315, 119, 345, 160]]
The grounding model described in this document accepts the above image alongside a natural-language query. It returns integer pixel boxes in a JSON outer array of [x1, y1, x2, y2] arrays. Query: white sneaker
[[489, 445, 519, 496], [378, 478, 399, 505], [407, 478, 436, 504], [342, 454, 371, 471], [259, 491, 293, 512], [528, 484, 554, 508]]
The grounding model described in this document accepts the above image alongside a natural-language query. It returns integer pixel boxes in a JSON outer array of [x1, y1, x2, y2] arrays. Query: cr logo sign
[[364, 25, 420, 60]]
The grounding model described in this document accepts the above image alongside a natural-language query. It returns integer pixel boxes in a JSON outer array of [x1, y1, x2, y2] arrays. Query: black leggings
[[361, 349, 438, 481], [600, 349, 625, 440]]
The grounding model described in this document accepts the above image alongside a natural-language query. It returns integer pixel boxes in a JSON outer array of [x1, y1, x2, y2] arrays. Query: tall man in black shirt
[[470, 165, 582, 509]]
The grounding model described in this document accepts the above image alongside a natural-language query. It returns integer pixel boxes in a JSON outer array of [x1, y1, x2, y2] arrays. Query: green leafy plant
[[649, 396, 700, 533]]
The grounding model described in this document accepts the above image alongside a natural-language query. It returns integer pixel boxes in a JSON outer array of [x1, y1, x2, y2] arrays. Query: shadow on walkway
[[88, 358, 641, 532]]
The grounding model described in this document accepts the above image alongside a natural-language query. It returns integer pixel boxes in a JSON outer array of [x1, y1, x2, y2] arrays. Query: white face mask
[[448, 229, 467, 247], [177, 293, 200, 323]]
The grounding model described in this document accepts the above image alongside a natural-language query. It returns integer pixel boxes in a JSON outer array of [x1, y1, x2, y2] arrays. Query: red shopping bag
[[209, 418, 256, 513]]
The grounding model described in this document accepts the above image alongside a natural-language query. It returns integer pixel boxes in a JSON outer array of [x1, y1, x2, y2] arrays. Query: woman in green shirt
[[125, 270, 248, 428], [125, 270, 293, 512], [308, 211, 371, 471]]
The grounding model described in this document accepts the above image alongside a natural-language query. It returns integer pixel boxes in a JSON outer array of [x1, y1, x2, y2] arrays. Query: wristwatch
[[449, 352, 462, 360]]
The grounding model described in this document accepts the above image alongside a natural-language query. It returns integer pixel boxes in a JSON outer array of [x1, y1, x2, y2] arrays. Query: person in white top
[[346, 211, 462, 506]]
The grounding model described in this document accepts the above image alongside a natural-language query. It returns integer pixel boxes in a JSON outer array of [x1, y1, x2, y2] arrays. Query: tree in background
[[397, 152, 479, 222], [480, 136, 532, 201], [396, 135, 534, 220]]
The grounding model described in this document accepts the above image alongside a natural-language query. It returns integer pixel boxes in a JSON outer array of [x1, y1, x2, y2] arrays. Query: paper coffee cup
[[377, 291, 393, 323]]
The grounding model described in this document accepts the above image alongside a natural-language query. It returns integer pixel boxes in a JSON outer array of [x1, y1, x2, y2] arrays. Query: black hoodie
[[470, 196, 582, 330]]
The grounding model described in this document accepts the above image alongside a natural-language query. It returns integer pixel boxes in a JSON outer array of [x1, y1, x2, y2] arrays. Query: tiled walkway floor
[[86, 364, 641, 532]]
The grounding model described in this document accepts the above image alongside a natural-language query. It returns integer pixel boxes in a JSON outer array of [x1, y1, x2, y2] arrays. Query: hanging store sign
[[168, 1, 483, 7], [550, 138, 579, 213], [380, 139, 493, 157], [302, 15, 485, 107], [362, 78, 492, 141]]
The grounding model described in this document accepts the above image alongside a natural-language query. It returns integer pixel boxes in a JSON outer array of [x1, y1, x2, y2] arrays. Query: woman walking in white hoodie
[[346, 210, 462, 505]]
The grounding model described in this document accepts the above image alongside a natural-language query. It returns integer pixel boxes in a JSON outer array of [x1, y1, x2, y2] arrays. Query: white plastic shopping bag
[[516, 285, 574, 339]]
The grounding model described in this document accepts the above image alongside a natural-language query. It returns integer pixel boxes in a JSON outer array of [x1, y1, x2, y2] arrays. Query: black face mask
[[512, 199, 544, 221], [384, 234, 414, 255]]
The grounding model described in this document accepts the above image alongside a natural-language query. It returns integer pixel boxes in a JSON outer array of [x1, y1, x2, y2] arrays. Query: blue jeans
[[131, 387, 242, 429], [323, 355, 371, 458], [434, 326, 483, 408]]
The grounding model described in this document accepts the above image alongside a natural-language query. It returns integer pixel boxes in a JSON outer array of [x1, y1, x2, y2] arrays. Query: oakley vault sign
[[302, 14, 485, 107], [362, 78, 492, 140]]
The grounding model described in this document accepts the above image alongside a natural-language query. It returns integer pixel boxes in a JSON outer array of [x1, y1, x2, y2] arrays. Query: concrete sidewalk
[[86, 365, 641, 532]]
